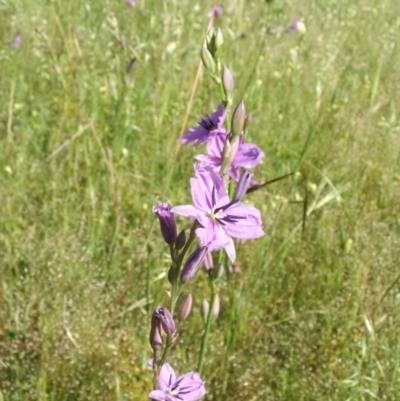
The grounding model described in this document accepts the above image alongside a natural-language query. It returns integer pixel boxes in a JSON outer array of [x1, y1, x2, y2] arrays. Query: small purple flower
[[208, 6, 223, 18], [181, 105, 228, 147], [289, 19, 306, 34], [13, 33, 21, 49], [172, 165, 264, 262], [6, 29, 21, 49], [195, 133, 264, 181], [127, 0, 136, 7], [153, 203, 177, 244], [149, 363, 206, 401]]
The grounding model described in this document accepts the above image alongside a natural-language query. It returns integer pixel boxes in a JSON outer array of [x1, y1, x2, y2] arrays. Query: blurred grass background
[[1, 0, 399, 399]]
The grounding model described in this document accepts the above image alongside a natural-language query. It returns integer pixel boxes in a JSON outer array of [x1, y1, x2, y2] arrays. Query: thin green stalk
[[197, 279, 217, 374], [157, 223, 198, 369]]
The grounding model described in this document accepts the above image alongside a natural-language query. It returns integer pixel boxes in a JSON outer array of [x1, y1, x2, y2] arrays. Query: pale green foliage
[[1, 0, 399, 400]]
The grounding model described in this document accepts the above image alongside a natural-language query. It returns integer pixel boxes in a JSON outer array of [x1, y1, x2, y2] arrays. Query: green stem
[[197, 279, 217, 374], [157, 223, 198, 369]]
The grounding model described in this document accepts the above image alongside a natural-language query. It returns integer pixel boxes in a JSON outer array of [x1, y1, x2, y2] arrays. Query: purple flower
[[127, 0, 136, 7], [13, 33, 21, 49], [289, 19, 306, 34], [195, 133, 264, 180], [181, 105, 228, 147], [149, 363, 206, 401], [208, 6, 223, 18], [172, 165, 264, 262], [6, 29, 21, 49], [153, 203, 177, 244]]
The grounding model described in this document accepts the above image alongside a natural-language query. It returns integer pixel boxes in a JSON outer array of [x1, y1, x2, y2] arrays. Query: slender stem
[[157, 222, 198, 369], [197, 279, 217, 374]]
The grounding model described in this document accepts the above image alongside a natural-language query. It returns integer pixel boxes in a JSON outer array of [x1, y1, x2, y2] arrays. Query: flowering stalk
[[146, 22, 279, 401]]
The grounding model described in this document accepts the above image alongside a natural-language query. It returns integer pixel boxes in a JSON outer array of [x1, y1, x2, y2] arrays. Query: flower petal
[[174, 372, 206, 401], [148, 390, 167, 400], [190, 175, 212, 211], [181, 126, 210, 147], [234, 143, 264, 169], [223, 237, 236, 262], [158, 363, 176, 392], [171, 205, 202, 221], [210, 104, 227, 128]]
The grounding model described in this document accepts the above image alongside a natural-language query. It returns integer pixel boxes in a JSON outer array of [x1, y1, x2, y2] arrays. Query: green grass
[[1, 0, 400, 399]]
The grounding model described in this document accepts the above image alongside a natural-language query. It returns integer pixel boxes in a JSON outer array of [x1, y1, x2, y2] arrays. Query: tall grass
[[1, 0, 399, 399]]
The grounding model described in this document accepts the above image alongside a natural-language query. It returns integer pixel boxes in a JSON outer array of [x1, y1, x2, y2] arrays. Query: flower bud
[[149, 324, 163, 350], [231, 100, 246, 139], [178, 293, 193, 321], [201, 299, 209, 324], [201, 45, 215, 74], [180, 246, 208, 283], [206, 27, 215, 49], [234, 170, 253, 201], [215, 28, 224, 50], [149, 313, 163, 350], [175, 229, 186, 251], [203, 251, 213, 271], [152, 203, 177, 244], [212, 294, 220, 319], [227, 134, 242, 167], [222, 66, 234, 95], [168, 265, 178, 284], [154, 306, 176, 335]]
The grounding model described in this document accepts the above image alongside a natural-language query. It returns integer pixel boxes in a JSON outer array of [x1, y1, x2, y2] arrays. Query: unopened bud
[[203, 251, 213, 271], [215, 28, 224, 50], [153, 306, 176, 335], [149, 323, 163, 350], [175, 230, 186, 251], [212, 294, 220, 319], [231, 100, 246, 139], [234, 170, 253, 201], [222, 66, 234, 95], [178, 293, 193, 321], [201, 45, 215, 74], [168, 265, 178, 284], [206, 27, 215, 49], [152, 203, 177, 244], [227, 134, 242, 166], [180, 246, 208, 282], [149, 311, 163, 350], [201, 299, 209, 324]]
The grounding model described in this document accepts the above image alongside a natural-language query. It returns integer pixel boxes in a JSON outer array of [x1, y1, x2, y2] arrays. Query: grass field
[[1, 0, 400, 400]]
